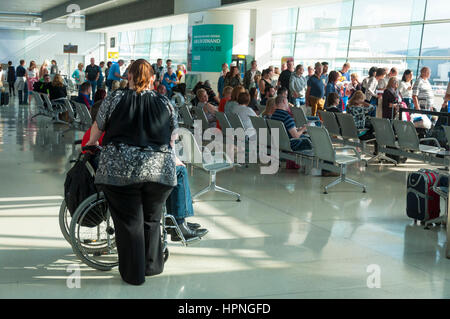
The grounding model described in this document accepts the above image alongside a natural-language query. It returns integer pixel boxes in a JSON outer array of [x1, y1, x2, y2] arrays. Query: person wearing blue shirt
[[305, 62, 325, 116], [106, 59, 125, 91], [162, 67, 178, 97], [77, 82, 93, 109], [339, 62, 351, 82]]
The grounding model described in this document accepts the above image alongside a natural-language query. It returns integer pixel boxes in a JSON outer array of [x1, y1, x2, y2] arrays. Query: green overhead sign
[[191, 24, 233, 72]]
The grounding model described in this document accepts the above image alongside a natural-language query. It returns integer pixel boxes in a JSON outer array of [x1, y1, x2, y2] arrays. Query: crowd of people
[[3, 53, 449, 286]]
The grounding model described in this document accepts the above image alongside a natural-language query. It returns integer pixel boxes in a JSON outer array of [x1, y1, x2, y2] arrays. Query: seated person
[[165, 159, 208, 241], [119, 79, 128, 89], [248, 87, 260, 114], [162, 67, 178, 97], [77, 82, 93, 109], [224, 85, 246, 117], [324, 92, 342, 113], [260, 86, 275, 105], [261, 97, 276, 118], [81, 100, 105, 153], [217, 86, 233, 130], [110, 80, 120, 94], [192, 81, 220, 106], [347, 90, 375, 140], [48, 74, 67, 101], [232, 92, 257, 136], [33, 73, 51, 94], [197, 88, 218, 128], [270, 95, 312, 152], [92, 88, 107, 110]]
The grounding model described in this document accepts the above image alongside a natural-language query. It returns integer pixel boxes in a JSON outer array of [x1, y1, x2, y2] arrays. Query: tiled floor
[[1, 96, 450, 298]]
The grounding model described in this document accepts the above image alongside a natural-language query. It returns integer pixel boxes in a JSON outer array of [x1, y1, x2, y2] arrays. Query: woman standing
[[399, 69, 413, 109], [224, 66, 241, 88], [27, 61, 39, 103], [72, 63, 85, 88], [259, 69, 273, 100], [382, 77, 401, 119], [86, 59, 177, 285], [39, 60, 49, 78], [325, 71, 342, 110]]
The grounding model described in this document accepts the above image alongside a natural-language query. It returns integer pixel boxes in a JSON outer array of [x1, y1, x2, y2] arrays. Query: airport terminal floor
[[1, 96, 450, 299]]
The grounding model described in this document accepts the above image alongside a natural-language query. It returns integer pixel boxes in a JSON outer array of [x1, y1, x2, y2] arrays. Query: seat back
[[370, 117, 397, 148], [61, 98, 75, 122], [266, 119, 293, 152], [291, 107, 308, 128], [392, 120, 420, 151], [193, 106, 210, 130], [40, 93, 53, 112], [176, 129, 205, 167], [335, 113, 359, 140], [216, 112, 232, 131], [319, 110, 341, 136], [308, 126, 336, 163], [443, 126, 450, 148], [250, 116, 271, 149], [32, 91, 44, 110], [72, 102, 92, 128], [179, 104, 194, 128], [227, 113, 244, 130]]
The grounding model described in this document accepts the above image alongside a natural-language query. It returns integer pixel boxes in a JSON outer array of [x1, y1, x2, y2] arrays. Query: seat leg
[[192, 185, 213, 200], [324, 176, 344, 194], [343, 177, 367, 193], [214, 185, 241, 201], [367, 153, 397, 165]]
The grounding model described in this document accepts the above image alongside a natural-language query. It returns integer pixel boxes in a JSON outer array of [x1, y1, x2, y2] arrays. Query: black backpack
[[64, 153, 106, 227]]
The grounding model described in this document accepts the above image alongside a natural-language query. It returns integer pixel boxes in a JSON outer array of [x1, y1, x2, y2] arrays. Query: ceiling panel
[[0, 0, 67, 14]]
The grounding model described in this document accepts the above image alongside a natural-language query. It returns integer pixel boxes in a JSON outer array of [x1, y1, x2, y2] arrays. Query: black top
[[102, 89, 174, 148], [382, 88, 400, 119], [85, 64, 100, 81], [33, 81, 51, 94], [7, 66, 15, 82], [16, 65, 26, 77], [49, 84, 67, 100], [279, 70, 292, 91]]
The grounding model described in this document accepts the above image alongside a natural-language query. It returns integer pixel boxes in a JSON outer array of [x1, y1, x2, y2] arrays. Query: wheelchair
[[59, 145, 201, 271]]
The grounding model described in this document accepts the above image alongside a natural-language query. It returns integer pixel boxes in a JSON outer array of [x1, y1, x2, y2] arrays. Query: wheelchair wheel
[[69, 193, 118, 271], [58, 200, 72, 244]]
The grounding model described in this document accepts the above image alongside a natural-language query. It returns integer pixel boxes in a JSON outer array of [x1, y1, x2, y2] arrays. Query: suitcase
[[406, 169, 440, 222], [3, 92, 9, 105]]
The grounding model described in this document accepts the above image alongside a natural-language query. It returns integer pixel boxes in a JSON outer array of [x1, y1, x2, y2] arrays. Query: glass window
[[151, 26, 172, 43], [297, 0, 353, 31], [272, 8, 298, 33], [271, 33, 295, 62], [352, 0, 426, 26], [421, 23, 450, 56], [134, 44, 150, 57], [150, 42, 170, 61], [171, 24, 188, 42], [294, 30, 349, 59], [426, 0, 450, 20], [169, 41, 187, 62], [348, 25, 422, 58], [135, 29, 151, 44]]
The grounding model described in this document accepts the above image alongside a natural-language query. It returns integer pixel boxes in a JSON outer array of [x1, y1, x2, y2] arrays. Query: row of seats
[[31, 92, 93, 134], [177, 103, 367, 194]]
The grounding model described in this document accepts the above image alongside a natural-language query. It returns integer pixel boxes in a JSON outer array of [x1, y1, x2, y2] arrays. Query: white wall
[[0, 22, 104, 76]]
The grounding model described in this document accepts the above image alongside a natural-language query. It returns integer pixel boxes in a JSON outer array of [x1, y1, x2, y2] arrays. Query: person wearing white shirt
[[289, 64, 307, 106], [412, 67, 434, 111], [366, 68, 386, 105], [232, 91, 257, 139], [399, 69, 413, 109]]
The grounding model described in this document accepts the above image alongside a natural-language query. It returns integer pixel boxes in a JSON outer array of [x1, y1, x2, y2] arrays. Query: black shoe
[[170, 222, 208, 241], [187, 222, 201, 230]]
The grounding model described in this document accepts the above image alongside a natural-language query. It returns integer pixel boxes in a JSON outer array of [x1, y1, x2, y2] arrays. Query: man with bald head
[[85, 57, 100, 98], [412, 66, 434, 111]]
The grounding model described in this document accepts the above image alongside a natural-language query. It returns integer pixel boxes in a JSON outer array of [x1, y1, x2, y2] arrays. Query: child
[[325, 92, 341, 113]]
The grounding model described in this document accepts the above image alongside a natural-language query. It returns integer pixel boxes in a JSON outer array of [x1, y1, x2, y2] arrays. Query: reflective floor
[[1, 96, 450, 299]]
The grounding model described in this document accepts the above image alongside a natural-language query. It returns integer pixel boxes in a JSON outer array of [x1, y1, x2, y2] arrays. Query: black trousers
[[8, 81, 15, 95], [102, 182, 174, 285]]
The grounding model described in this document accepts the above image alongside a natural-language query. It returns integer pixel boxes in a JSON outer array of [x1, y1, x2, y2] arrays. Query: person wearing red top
[[81, 89, 106, 152], [217, 86, 233, 130]]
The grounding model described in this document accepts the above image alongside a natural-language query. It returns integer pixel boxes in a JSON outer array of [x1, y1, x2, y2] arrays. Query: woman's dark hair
[[80, 82, 91, 92], [402, 69, 412, 82], [264, 84, 274, 94], [107, 61, 112, 67], [94, 88, 107, 103], [237, 92, 251, 106], [227, 66, 239, 78], [129, 59, 153, 94], [249, 87, 258, 99], [375, 68, 387, 77], [368, 66, 377, 77], [326, 92, 340, 107], [262, 69, 270, 77], [328, 71, 339, 84], [277, 86, 288, 97]]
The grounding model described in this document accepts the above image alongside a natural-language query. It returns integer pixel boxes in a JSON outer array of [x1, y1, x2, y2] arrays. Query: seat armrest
[[419, 138, 441, 148]]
